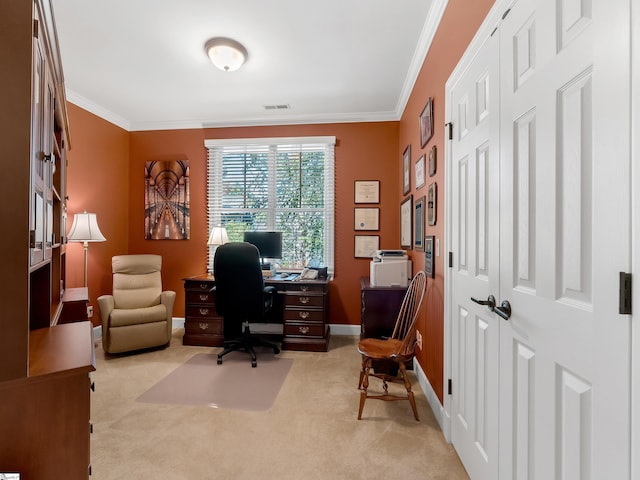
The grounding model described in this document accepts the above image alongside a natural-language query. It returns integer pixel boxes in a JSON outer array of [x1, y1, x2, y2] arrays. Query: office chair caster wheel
[[274, 346, 280, 355], [251, 360, 257, 368], [217, 357, 222, 365]]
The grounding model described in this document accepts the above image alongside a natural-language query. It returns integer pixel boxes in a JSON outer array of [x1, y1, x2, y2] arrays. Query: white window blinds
[[205, 136, 335, 272]]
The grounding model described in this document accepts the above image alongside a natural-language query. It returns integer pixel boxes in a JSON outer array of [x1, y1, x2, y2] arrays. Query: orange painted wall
[[399, 0, 495, 402], [127, 123, 400, 326], [65, 104, 130, 313]]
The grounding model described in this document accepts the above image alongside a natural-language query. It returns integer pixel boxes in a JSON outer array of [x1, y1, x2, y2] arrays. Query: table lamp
[[68, 211, 106, 288], [207, 226, 228, 272]]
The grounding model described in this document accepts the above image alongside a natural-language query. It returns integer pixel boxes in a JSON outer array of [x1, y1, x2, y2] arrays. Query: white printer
[[370, 250, 412, 287]]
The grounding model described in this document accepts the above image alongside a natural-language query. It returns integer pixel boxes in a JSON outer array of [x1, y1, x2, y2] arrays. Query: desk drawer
[[283, 308, 324, 322], [284, 322, 326, 338], [185, 318, 222, 335], [284, 283, 325, 293], [186, 291, 215, 305], [186, 305, 219, 320], [284, 293, 324, 308]]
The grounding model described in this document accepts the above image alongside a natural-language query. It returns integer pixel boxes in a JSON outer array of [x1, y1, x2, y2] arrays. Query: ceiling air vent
[[263, 104, 291, 110]]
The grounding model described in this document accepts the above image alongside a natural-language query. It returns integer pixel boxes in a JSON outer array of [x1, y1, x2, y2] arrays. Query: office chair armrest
[[263, 285, 277, 310]]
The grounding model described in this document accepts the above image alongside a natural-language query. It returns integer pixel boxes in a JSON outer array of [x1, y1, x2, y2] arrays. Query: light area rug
[[136, 351, 293, 411]]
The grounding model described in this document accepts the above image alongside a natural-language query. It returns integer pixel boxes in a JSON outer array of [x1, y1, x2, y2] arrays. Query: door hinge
[[445, 122, 453, 140], [448, 379, 452, 395], [619, 272, 632, 314], [33, 19, 39, 38], [448, 251, 453, 268]]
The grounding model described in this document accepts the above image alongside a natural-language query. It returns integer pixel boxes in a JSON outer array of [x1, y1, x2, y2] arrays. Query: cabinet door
[[30, 16, 46, 265]]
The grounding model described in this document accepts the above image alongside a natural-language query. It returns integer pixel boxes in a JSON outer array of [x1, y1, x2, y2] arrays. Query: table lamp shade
[[207, 226, 228, 246]]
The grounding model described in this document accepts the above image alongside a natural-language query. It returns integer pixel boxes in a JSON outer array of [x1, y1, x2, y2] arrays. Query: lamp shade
[[207, 226, 228, 246], [205, 37, 247, 72], [68, 211, 106, 242]]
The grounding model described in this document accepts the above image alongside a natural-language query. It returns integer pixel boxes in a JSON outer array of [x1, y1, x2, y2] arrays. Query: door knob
[[494, 300, 512, 320], [471, 295, 496, 310]]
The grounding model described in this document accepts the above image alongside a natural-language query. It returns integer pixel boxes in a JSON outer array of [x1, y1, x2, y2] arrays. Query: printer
[[370, 250, 412, 287]]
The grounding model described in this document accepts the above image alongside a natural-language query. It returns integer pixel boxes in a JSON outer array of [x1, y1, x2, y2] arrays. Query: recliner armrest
[[160, 290, 177, 322]]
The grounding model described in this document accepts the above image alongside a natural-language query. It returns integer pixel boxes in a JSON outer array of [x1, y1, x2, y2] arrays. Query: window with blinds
[[205, 136, 335, 272]]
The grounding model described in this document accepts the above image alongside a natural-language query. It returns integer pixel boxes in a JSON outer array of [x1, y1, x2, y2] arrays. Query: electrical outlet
[[416, 329, 423, 350], [87, 305, 94, 318]]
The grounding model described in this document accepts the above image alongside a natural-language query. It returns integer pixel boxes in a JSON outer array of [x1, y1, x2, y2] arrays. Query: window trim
[[205, 136, 336, 273]]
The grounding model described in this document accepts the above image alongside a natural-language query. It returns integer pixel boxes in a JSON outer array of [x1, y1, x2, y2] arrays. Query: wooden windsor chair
[[357, 270, 427, 420]]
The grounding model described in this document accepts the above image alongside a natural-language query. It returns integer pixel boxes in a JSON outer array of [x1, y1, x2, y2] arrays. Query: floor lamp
[[68, 211, 106, 288]]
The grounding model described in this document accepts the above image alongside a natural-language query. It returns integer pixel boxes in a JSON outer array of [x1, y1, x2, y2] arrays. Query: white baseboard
[[329, 324, 360, 336], [413, 357, 449, 440]]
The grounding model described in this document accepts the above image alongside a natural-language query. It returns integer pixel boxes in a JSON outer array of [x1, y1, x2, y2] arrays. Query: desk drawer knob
[[199, 308, 209, 316], [199, 294, 209, 301], [298, 326, 310, 334], [298, 311, 310, 319], [199, 323, 208, 330], [199, 283, 209, 290], [301, 286, 309, 292], [299, 296, 310, 304]]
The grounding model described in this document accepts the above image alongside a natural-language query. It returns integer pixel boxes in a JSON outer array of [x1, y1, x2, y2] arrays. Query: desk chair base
[[217, 324, 280, 368]]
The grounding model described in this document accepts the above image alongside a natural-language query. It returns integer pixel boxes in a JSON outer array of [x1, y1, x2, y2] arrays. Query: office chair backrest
[[111, 254, 163, 309], [213, 242, 266, 320]]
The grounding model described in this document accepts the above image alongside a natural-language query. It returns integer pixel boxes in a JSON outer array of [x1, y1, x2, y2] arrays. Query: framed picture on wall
[[414, 196, 425, 252], [420, 97, 434, 148], [354, 180, 380, 204], [425, 235, 435, 278], [402, 144, 411, 195], [354, 207, 379, 231], [429, 145, 437, 177], [354, 235, 379, 258], [400, 194, 413, 250], [427, 182, 437, 226], [415, 154, 426, 189]]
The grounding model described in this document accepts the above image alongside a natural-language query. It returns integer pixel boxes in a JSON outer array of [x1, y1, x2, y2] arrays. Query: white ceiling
[[52, 0, 443, 132]]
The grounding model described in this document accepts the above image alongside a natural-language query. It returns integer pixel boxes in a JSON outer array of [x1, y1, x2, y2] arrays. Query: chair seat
[[110, 304, 167, 327], [357, 338, 405, 360]]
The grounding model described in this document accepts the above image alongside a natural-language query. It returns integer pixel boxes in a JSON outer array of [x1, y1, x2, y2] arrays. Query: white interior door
[[449, 29, 501, 480], [497, 0, 631, 478], [447, 0, 631, 478]]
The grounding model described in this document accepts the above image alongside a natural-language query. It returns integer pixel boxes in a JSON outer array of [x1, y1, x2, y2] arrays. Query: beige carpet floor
[[90, 329, 469, 480]]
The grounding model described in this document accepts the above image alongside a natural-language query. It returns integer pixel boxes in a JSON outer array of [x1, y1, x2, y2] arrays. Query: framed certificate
[[354, 180, 380, 204], [354, 207, 379, 231], [354, 235, 379, 258]]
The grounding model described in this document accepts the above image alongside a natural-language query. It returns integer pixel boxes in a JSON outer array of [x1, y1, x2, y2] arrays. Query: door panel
[[498, 0, 631, 478], [450, 30, 500, 480]]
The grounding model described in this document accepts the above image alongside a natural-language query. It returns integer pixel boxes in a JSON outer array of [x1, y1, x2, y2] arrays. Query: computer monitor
[[243, 231, 282, 267]]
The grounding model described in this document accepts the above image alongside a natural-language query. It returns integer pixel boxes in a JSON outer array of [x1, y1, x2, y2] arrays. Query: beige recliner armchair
[[98, 254, 176, 354]]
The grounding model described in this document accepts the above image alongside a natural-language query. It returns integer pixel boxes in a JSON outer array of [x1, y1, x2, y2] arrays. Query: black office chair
[[213, 242, 281, 367]]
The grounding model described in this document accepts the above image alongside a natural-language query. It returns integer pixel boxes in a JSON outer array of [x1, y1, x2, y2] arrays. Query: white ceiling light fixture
[[205, 37, 248, 72]]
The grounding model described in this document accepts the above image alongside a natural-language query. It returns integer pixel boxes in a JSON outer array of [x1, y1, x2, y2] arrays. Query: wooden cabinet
[[59, 287, 90, 324], [0, 1, 94, 477], [360, 277, 407, 339], [0, 322, 96, 479], [182, 275, 224, 347], [281, 279, 330, 352]]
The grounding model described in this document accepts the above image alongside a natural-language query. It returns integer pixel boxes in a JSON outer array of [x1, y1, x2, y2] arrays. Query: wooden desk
[[182, 274, 330, 351]]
